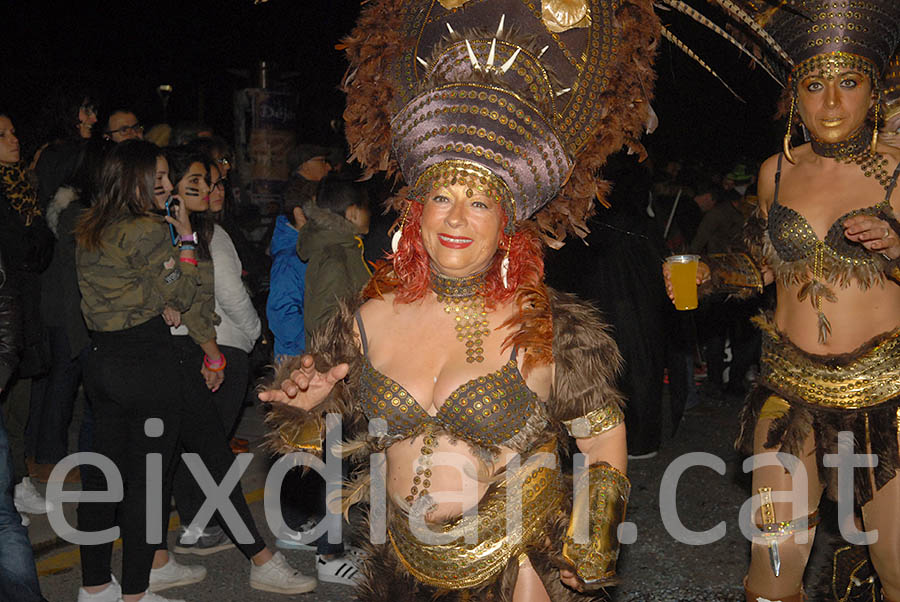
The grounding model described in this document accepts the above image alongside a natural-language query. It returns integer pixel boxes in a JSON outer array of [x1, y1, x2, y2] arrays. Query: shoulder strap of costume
[[354, 311, 369, 357], [773, 153, 784, 204], [884, 160, 900, 201]]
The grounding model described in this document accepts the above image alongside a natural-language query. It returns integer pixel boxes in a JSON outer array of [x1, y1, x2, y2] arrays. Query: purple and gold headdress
[[341, 0, 660, 243], [710, 0, 900, 90]]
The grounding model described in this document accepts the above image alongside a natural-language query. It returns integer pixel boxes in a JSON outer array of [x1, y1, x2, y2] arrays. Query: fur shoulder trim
[[547, 289, 624, 423], [46, 186, 79, 237]]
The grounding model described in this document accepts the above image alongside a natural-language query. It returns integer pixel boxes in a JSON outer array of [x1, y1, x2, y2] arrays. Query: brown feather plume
[[536, 0, 661, 245], [340, 0, 408, 181]]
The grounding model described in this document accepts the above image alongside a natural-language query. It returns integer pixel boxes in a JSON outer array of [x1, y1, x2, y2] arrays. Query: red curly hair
[[363, 200, 544, 307]]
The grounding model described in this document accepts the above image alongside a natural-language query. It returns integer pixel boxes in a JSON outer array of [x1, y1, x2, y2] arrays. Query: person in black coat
[[0, 249, 48, 602]]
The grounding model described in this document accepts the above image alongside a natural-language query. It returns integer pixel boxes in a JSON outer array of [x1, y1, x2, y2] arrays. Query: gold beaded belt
[[387, 440, 565, 590], [756, 315, 900, 410]]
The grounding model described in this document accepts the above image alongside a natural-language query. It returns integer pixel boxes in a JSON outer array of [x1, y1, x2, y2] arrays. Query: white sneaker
[[76, 575, 121, 602], [148, 554, 206, 592], [275, 518, 319, 551], [136, 592, 186, 602], [14, 477, 53, 514], [250, 551, 317, 594], [316, 549, 363, 586], [174, 524, 235, 556]]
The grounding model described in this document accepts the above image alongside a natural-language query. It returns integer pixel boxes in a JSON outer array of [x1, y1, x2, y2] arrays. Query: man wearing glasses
[[103, 109, 143, 142]]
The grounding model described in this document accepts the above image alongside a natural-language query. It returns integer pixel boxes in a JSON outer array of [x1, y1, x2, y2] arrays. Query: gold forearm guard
[[702, 253, 764, 297], [277, 417, 324, 453], [562, 464, 630, 585]]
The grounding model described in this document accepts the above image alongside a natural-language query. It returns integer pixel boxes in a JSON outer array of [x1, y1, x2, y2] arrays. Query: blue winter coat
[[266, 215, 307, 357]]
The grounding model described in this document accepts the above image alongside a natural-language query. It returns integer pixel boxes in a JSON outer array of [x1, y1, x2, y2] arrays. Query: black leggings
[[167, 338, 265, 559], [78, 318, 183, 595]]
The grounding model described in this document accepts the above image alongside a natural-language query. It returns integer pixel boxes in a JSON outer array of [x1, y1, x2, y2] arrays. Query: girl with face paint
[[153, 147, 314, 595]]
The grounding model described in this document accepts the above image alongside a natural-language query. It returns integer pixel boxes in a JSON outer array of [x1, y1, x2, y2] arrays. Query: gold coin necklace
[[431, 269, 490, 363]]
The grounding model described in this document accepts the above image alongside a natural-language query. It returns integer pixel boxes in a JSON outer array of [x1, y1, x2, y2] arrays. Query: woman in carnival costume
[[664, 2, 900, 600], [260, 0, 662, 599]]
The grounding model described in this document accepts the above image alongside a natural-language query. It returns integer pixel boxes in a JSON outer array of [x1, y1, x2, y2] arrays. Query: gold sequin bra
[[765, 152, 900, 342], [355, 311, 543, 450]]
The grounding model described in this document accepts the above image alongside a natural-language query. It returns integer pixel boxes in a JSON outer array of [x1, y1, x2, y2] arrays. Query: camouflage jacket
[[76, 215, 201, 335], [172, 257, 220, 344]]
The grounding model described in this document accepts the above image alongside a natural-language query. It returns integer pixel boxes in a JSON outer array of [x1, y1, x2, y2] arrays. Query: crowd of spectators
[[0, 86, 764, 600], [0, 87, 383, 601]]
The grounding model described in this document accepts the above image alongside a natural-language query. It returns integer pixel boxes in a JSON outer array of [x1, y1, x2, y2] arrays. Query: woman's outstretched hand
[[661, 261, 710, 303], [844, 215, 900, 260], [258, 354, 349, 410]]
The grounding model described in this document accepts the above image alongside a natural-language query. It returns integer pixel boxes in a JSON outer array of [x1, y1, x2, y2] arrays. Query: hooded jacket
[[267, 215, 307, 357], [296, 201, 371, 345]]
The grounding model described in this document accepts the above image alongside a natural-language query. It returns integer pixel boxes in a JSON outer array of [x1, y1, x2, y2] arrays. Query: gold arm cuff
[[562, 464, 630, 585], [562, 404, 624, 438], [277, 418, 324, 452], [703, 253, 763, 296]]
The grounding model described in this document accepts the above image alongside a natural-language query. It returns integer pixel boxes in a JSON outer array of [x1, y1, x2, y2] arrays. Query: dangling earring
[[871, 91, 881, 153], [500, 241, 510, 289], [391, 201, 413, 253], [783, 94, 797, 164]]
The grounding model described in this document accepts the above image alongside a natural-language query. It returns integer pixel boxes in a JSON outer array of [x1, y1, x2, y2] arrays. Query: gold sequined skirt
[[737, 315, 900, 506], [755, 314, 900, 409], [387, 440, 566, 591]]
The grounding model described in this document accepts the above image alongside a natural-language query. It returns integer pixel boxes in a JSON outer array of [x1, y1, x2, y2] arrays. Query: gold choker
[[811, 127, 892, 189], [810, 126, 870, 158], [431, 270, 490, 363]]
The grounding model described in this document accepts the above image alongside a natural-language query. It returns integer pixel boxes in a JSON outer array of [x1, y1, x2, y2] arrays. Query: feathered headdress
[[340, 0, 660, 244], [705, 0, 900, 90]]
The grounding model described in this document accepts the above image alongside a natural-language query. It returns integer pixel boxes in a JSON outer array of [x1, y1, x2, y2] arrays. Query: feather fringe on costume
[[262, 285, 625, 599], [736, 316, 900, 507]]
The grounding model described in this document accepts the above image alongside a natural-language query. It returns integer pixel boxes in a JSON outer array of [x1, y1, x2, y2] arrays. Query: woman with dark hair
[[202, 160, 260, 445], [34, 89, 100, 210], [75, 140, 199, 602], [663, 2, 900, 599], [260, 0, 657, 598], [0, 111, 55, 522], [153, 147, 315, 597]]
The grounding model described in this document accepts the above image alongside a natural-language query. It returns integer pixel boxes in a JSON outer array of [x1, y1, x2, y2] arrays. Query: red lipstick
[[438, 233, 473, 249]]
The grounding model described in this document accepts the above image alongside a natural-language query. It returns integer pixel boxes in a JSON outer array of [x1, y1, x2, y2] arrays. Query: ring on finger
[[883, 227, 891, 240]]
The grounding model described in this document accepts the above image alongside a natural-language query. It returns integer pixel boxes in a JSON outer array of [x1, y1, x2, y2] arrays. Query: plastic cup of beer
[[666, 254, 700, 311]]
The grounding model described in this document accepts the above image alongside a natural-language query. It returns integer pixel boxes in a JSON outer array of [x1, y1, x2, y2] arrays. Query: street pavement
[[31, 388, 839, 601]]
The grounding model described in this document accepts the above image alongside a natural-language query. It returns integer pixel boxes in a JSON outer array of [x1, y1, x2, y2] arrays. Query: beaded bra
[[763, 153, 900, 342], [354, 313, 547, 453]]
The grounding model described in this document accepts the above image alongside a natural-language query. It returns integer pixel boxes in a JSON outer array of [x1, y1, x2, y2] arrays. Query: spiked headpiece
[[341, 0, 659, 242], [712, 1, 900, 90]]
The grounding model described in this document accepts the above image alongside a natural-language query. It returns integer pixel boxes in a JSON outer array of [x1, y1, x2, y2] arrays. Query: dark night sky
[[2, 0, 786, 176]]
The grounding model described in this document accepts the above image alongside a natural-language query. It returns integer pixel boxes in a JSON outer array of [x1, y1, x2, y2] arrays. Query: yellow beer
[[667, 255, 699, 311]]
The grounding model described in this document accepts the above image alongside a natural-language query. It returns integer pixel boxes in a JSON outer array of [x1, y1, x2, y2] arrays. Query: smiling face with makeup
[[174, 161, 210, 213], [797, 69, 875, 144], [420, 183, 504, 277]]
